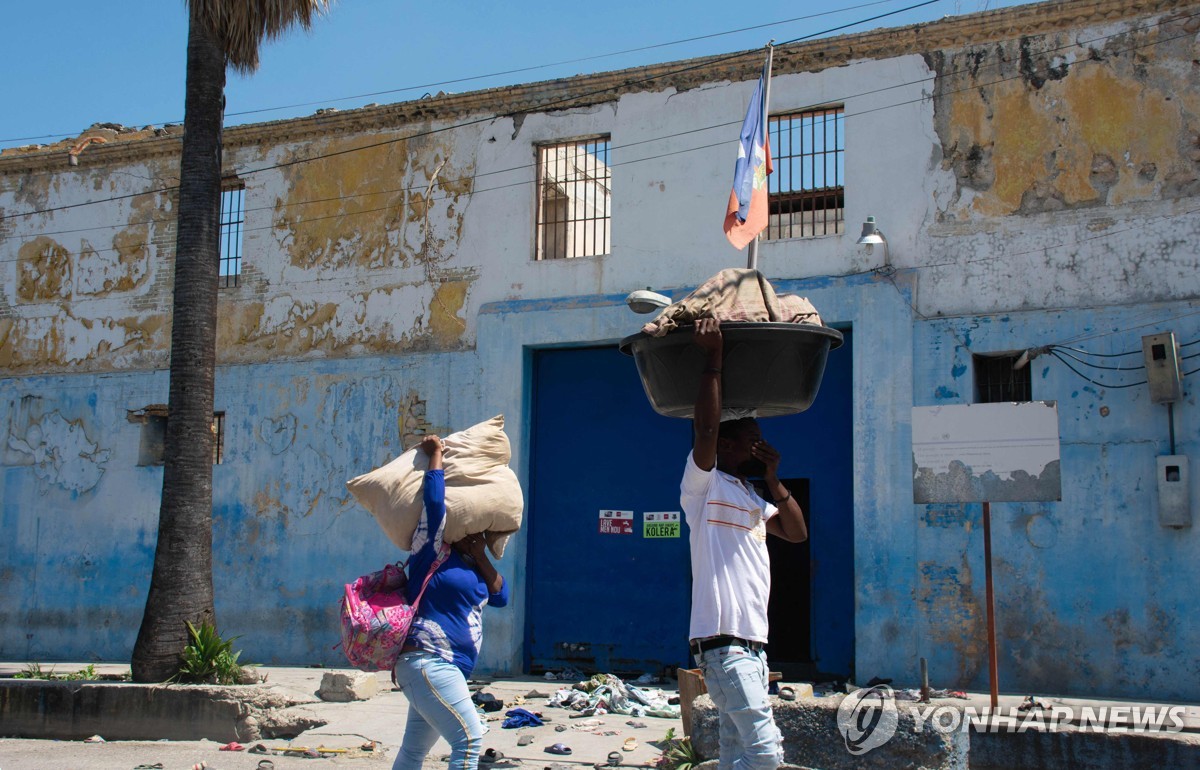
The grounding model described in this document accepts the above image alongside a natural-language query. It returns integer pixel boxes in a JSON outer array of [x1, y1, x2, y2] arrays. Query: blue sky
[[1, 0, 1033, 151]]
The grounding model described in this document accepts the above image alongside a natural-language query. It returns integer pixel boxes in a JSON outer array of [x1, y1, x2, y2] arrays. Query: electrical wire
[[3, 11, 1195, 248], [0, 0, 915, 147], [1047, 346, 1145, 371], [1046, 350, 1147, 389]]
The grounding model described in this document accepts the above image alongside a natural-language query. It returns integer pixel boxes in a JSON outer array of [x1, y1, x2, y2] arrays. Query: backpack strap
[[409, 544, 451, 611]]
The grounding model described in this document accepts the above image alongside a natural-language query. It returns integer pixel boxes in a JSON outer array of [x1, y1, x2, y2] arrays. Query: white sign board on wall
[[912, 402, 1062, 504]]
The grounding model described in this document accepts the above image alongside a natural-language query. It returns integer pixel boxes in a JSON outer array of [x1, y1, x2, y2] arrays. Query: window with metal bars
[[535, 137, 611, 260], [219, 181, 244, 287], [974, 353, 1032, 403], [767, 107, 844, 240], [135, 410, 226, 465]]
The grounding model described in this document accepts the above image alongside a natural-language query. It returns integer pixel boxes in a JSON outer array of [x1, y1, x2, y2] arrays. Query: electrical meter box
[[1142, 333, 1183, 404], [1157, 455, 1191, 529]]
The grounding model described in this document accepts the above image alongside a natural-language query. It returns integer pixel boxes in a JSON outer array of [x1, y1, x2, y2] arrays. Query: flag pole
[[747, 42, 775, 271]]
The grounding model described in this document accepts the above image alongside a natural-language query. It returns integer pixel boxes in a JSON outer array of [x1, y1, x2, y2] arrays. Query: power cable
[[4, 10, 1195, 245], [1046, 350, 1147, 389], [0, 0, 956, 222], [0, 0, 914, 147]]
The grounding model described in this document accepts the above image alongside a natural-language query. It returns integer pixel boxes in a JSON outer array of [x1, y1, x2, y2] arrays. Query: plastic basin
[[618, 322, 844, 418]]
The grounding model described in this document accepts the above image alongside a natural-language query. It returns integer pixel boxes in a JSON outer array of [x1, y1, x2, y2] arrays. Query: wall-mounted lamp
[[856, 216, 890, 265], [625, 288, 672, 314]]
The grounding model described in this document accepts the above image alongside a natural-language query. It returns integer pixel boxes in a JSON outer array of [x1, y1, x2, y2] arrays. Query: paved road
[[0, 664, 683, 770]]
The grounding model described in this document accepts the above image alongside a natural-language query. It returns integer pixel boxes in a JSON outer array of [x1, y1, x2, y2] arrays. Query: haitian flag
[[723, 59, 773, 250]]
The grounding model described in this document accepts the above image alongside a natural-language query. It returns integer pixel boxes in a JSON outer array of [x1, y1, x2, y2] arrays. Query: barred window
[[767, 107, 844, 240], [536, 137, 611, 260], [219, 181, 245, 288], [974, 353, 1032, 403]]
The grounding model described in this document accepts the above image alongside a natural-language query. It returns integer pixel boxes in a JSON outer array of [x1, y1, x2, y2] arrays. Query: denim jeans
[[392, 650, 485, 770], [695, 644, 783, 770]]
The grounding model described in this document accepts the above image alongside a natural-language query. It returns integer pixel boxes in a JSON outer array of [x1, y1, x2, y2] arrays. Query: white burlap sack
[[346, 415, 523, 558]]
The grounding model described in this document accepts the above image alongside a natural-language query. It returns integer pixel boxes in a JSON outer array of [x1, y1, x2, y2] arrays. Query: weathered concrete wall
[[913, 303, 1200, 702], [1, 0, 1198, 700]]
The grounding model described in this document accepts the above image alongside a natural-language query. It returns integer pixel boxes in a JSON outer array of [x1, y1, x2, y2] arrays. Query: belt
[[690, 635, 764, 655]]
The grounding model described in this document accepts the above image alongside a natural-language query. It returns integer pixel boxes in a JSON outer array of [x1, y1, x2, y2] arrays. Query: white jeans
[[696, 644, 784, 770]]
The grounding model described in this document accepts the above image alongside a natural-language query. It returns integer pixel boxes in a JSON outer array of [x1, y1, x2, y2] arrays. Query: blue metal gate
[[526, 332, 854, 678]]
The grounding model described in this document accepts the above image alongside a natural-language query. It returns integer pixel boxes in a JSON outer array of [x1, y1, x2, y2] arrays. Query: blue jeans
[[392, 650, 485, 770], [695, 645, 783, 770]]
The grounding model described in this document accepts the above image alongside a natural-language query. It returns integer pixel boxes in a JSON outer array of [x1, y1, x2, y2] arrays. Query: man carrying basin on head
[[681, 317, 809, 770]]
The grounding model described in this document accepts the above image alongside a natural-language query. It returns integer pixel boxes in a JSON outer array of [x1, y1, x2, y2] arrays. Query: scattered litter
[[633, 673, 661, 685], [548, 674, 680, 719], [607, 751, 623, 766], [257, 762, 275, 770], [625, 720, 647, 728], [525, 689, 550, 699], [545, 743, 573, 755], [545, 667, 586, 681], [219, 741, 246, 751], [134, 764, 164, 769], [482, 748, 506, 764], [778, 686, 796, 701], [623, 738, 638, 752], [555, 725, 567, 732], [518, 734, 535, 746], [249, 744, 270, 754], [503, 707, 545, 728], [1018, 695, 1045, 712], [84, 735, 106, 743]]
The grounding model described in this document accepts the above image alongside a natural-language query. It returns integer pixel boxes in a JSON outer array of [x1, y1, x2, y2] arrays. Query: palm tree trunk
[[131, 6, 225, 683]]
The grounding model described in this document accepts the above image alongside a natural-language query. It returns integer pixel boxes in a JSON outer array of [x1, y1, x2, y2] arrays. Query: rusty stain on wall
[[932, 20, 1200, 219], [17, 237, 72, 302], [919, 557, 986, 685], [272, 133, 476, 272]]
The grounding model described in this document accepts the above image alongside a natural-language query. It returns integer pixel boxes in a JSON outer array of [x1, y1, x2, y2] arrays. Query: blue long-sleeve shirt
[[405, 469, 509, 677]]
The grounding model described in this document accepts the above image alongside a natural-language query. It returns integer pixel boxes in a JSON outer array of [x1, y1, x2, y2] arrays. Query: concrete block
[[691, 694, 968, 770], [317, 670, 380, 702], [0, 680, 324, 741]]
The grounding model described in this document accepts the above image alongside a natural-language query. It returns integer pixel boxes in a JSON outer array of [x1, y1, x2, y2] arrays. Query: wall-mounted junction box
[[1142, 333, 1183, 404], [1157, 455, 1191, 529]]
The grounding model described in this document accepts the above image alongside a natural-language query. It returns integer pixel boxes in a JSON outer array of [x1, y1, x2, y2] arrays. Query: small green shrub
[[13, 662, 100, 681], [656, 729, 701, 770], [173, 620, 251, 685]]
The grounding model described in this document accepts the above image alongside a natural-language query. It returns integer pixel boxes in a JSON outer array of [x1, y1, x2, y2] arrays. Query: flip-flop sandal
[[518, 735, 535, 746], [779, 686, 797, 701], [482, 749, 506, 763], [607, 751, 623, 766], [249, 744, 270, 754], [623, 738, 638, 752], [134, 765, 165, 769], [257, 762, 275, 770], [545, 744, 572, 755]]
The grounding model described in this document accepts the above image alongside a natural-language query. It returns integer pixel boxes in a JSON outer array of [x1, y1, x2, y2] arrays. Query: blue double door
[[525, 331, 854, 679]]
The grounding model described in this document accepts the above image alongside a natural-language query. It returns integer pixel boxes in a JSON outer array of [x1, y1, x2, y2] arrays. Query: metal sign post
[[912, 402, 1062, 710]]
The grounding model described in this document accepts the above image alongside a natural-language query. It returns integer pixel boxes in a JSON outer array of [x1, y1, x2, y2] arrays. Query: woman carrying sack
[[392, 434, 509, 770]]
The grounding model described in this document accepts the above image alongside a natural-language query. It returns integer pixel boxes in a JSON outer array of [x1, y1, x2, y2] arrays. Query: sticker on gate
[[643, 511, 681, 538], [599, 510, 634, 534]]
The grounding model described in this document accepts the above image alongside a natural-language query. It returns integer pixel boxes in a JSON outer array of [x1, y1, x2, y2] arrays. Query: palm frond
[[187, 0, 332, 73]]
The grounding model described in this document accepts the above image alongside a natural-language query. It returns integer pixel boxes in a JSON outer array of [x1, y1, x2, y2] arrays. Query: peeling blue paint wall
[[912, 303, 1200, 701]]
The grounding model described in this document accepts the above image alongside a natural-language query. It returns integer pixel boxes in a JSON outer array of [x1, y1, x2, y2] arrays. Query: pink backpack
[[338, 547, 449, 672]]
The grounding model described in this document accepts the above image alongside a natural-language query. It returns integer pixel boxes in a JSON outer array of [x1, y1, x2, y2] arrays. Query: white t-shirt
[[680, 451, 777, 643]]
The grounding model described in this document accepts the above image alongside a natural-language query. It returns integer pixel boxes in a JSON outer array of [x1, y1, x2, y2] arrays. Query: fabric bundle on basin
[[346, 415, 523, 558], [641, 268, 822, 337]]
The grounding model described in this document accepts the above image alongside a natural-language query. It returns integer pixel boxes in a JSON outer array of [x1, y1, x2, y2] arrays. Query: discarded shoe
[[607, 751, 623, 766], [256, 762, 275, 770], [555, 725, 567, 732], [482, 748, 506, 763], [623, 738, 637, 752], [518, 734, 535, 746], [778, 686, 797, 701], [220, 742, 246, 751], [134, 764, 164, 769], [249, 744, 270, 754], [545, 744, 573, 755]]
